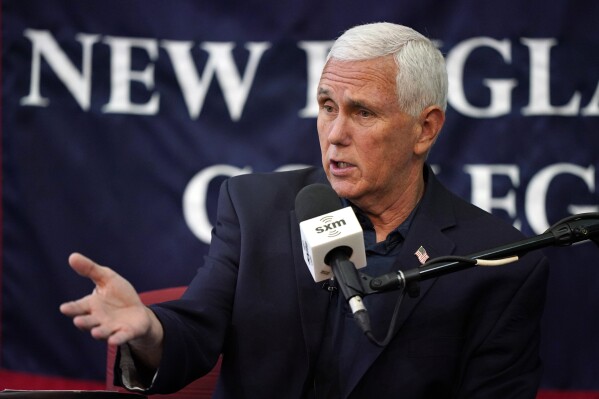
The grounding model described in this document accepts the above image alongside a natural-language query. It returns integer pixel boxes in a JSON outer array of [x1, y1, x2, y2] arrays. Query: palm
[[60, 253, 154, 346]]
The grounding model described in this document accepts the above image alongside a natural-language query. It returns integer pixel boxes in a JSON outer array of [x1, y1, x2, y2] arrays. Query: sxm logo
[[315, 216, 346, 237]]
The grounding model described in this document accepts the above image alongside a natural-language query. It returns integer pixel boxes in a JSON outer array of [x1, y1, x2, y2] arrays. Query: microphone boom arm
[[359, 212, 599, 296]]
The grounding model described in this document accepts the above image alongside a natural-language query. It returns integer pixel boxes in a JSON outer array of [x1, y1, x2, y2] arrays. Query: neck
[[359, 171, 425, 243]]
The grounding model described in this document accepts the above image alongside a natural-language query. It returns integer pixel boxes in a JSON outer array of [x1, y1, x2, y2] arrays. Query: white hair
[[327, 22, 448, 117]]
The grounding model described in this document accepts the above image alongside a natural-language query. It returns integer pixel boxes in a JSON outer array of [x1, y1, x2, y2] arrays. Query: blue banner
[[2, 0, 599, 392]]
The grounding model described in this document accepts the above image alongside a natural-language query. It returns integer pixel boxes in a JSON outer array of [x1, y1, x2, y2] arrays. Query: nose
[[326, 114, 351, 146]]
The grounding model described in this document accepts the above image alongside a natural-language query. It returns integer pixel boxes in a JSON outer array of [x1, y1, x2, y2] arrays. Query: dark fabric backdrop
[[2, 0, 599, 392]]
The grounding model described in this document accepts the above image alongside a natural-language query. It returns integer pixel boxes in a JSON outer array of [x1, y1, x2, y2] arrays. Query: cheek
[[317, 120, 329, 149], [383, 129, 415, 158], [354, 135, 385, 161], [360, 158, 381, 180]]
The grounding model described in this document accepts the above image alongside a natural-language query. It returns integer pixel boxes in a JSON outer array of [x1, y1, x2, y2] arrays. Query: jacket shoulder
[[225, 166, 327, 201]]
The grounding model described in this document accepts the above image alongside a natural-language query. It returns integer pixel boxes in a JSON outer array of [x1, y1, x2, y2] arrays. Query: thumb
[[68, 252, 112, 286]]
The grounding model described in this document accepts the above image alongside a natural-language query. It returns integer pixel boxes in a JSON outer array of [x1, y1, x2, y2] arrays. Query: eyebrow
[[347, 99, 369, 110], [317, 87, 369, 109], [317, 87, 330, 97]]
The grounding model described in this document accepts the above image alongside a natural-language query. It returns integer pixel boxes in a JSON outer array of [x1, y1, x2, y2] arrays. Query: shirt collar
[[340, 197, 419, 250]]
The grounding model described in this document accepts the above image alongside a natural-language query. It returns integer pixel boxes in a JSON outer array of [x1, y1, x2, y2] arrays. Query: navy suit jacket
[[132, 166, 548, 398]]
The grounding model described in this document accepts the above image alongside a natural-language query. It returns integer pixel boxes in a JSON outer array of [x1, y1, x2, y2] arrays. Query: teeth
[[337, 162, 350, 168]]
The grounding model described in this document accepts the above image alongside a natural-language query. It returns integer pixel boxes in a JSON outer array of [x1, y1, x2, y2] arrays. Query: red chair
[[106, 286, 221, 399]]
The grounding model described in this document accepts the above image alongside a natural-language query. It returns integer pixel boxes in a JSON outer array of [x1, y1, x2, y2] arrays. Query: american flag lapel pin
[[414, 245, 429, 265]]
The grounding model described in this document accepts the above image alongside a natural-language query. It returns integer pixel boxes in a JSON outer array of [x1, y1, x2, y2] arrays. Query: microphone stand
[[345, 212, 599, 346], [358, 212, 599, 297]]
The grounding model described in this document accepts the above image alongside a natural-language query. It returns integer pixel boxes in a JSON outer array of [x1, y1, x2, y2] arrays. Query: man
[[61, 22, 548, 398]]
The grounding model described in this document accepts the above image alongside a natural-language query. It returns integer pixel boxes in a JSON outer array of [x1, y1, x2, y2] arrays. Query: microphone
[[295, 183, 371, 332]]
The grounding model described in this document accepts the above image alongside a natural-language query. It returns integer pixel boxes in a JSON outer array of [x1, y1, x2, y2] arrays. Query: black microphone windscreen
[[295, 183, 343, 222]]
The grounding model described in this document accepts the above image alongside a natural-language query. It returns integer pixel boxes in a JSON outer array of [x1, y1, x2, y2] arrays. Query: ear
[[414, 105, 445, 156]]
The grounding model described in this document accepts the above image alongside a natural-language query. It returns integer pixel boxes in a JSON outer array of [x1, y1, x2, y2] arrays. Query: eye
[[358, 109, 373, 118], [319, 100, 336, 114]]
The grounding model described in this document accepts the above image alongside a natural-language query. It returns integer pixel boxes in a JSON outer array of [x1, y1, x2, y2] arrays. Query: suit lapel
[[340, 170, 459, 398], [290, 210, 332, 364]]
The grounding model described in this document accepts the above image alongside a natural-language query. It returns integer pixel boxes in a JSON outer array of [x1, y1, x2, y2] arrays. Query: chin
[[329, 180, 353, 200]]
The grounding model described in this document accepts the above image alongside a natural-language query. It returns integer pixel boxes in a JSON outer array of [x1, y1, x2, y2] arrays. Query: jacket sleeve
[[115, 178, 240, 394]]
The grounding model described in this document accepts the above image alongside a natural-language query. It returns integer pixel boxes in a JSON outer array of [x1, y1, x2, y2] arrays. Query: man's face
[[317, 56, 422, 210]]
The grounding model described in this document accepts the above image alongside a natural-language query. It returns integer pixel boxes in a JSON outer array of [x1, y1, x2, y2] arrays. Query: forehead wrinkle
[[317, 86, 370, 110], [318, 68, 397, 111]]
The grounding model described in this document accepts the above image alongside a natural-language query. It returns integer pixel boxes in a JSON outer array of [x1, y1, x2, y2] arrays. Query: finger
[[90, 324, 116, 341], [59, 296, 92, 317], [73, 314, 101, 331], [90, 324, 135, 346], [68, 253, 112, 286], [106, 330, 134, 347]]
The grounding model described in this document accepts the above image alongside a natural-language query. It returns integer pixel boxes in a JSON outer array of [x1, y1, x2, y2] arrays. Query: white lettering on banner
[[102, 36, 160, 115], [20, 29, 271, 119], [521, 39, 581, 116], [525, 163, 597, 234], [183, 163, 598, 244], [161, 41, 271, 120], [446, 37, 599, 117], [20, 29, 100, 109], [582, 84, 599, 115], [297, 41, 334, 118], [446, 38, 517, 118], [19, 29, 599, 118], [182, 164, 309, 243], [464, 164, 521, 229], [182, 164, 252, 243]]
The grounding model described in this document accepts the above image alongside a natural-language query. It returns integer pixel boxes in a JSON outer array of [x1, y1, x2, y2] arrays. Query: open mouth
[[335, 161, 352, 168], [330, 160, 355, 173]]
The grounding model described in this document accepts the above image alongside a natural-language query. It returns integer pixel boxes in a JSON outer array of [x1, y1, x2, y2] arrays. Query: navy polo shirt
[[343, 198, 417, 277], [312, 200, 418, 398]]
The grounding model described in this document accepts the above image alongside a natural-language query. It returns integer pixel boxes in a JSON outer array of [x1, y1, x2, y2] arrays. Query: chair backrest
[[106, 286, 221, 399]]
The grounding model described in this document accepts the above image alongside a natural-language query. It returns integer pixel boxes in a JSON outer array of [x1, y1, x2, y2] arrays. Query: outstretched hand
[[60, 253, 163, 351]]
